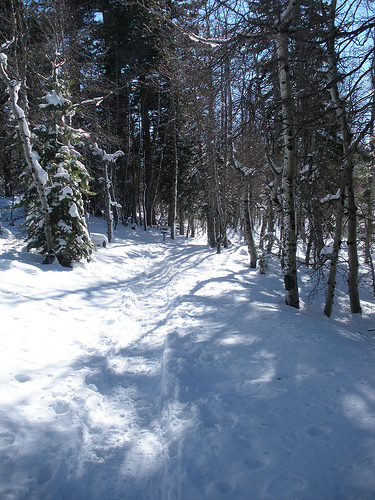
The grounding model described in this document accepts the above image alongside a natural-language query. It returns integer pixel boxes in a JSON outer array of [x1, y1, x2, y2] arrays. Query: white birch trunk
[[0, 51, 54, 257], [275, 1, 300, 308], [103, 161, 113, 242]]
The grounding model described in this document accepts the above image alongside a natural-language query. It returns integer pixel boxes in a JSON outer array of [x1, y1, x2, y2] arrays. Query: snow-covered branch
[[91, 143, 125, 163], [184, 32, 230, 48], [231, 156, 254, 177], [72, 92, 113, 110], [74, 96, 105, 107], [0, 38, 14, 55], [0, 53, 48, 187], [40, 90, 71, 108], [0, 44, 54, 254], [320, 189, 341, 204]]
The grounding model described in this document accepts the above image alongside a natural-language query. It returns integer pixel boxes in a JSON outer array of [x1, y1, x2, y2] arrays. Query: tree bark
[[103, 161, 113, 242], [275, 1, 300, 308], [323, 0, 361, 316], [0, 52, 54, 257], [170, 105, 178, 240], [243, 184, 257, 268]]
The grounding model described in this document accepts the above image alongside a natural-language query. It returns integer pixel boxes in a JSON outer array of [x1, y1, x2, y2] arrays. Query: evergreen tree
[[30, 81, 95, 266]]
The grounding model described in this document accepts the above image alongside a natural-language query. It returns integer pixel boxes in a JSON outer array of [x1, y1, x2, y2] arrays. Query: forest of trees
[[0, 0, 375, 316]]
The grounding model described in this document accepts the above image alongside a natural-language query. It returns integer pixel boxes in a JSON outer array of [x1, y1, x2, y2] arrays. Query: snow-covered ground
[[1, 208, 375, 499]]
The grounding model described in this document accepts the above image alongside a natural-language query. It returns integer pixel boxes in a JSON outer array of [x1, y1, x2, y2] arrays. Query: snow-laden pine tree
[[28, 83, 95, 266]]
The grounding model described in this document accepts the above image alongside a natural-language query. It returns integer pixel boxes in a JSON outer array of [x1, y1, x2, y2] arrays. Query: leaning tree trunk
[[0, 49, 54, 257], [275, 2, 300, 308]]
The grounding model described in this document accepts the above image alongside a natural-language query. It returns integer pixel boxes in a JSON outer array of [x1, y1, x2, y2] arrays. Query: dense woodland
[[0, 0, 375, 316]]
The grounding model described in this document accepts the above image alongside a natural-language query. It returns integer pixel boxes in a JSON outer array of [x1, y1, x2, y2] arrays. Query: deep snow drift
[[1, 210, 375, 499]]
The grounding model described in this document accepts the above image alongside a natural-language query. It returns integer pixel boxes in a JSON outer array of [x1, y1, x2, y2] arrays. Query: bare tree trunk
[[243, 184, 257, 268], [275, 1, 300, 308], [324, 183, 345, 317], [170, 106, 178, 240], [179, 210, 185, 235], [346, 164, 361, 313], [324, 0, 361, 316], [0, 49, 54, 258], [103, 161, 113, 242], [365, 40, 375, 265]]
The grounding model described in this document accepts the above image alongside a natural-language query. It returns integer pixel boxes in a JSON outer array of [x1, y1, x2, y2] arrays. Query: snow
[[320, 189, 341, 203], [5, 79, 49, 187], [0, 52, 8, 67], [1, 209, 375, 499], [54, 166, 70, 179], [91, 232, 108, 247], [91, 142, 124, 163], [59, 186, 73, 201], [232, 156, 254, 177], [185, 32, 228, 48], [69, 203, 79, 218], [57, 220, 72, 231], [40, 90, 70, 108]]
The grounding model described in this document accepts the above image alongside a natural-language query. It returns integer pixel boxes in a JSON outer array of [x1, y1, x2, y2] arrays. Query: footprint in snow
[[208, 480, 233, 494], [14, 373, 32, 383], [53, 400, 70, 414], [267, 474, 307, 495], [306, 425, 330, 437], [244, 457, 267, 470]]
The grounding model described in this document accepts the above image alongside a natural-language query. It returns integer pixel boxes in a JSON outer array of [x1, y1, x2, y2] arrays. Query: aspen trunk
[[324, 0, 361, 316], [103, 161, 113, 242], [0, 58, 54, 257], [275, 20, 299, 308], [170, 107, 178, 240], [324, 184, 345, 317], [243, 185, 257, 268]]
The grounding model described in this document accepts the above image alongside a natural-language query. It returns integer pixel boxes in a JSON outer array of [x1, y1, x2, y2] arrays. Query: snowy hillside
[[1, 210, 375, 499]]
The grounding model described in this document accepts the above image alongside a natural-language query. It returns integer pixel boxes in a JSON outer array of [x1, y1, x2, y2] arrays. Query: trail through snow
[[1, 216, 375, 499]]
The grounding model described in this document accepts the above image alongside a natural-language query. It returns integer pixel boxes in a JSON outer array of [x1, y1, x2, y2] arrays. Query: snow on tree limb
[[76, 96, 105, 107], [72, 92, 113, 110], [0, 55, 48, 186], [231, 156, 254, 177], [0, 43, 54, 254], [91, 142, 124, 163], [40, 90, 71, 108], [0, 38, 14, 54], [184, 32, 227, 48], [0, 52, 8, 68], [320, 189, 341, 204]]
